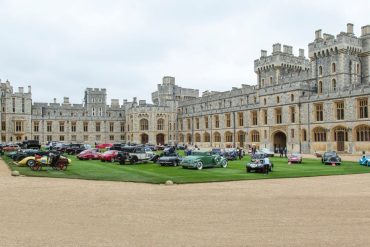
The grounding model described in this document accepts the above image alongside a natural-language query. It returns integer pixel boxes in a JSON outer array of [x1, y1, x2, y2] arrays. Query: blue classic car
[[181, 151, 228, 170], [359, 155, 370, 166]]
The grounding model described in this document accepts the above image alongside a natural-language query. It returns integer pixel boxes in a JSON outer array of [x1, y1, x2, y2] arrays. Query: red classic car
[[77, 149, 100, 160], [288, 153, 302, 164], [95, 143, 113, 149], [99, 150, 119, 162]]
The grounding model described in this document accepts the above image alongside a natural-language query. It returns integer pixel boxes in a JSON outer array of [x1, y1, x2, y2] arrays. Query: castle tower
[[254, 44, 310, 88], [84, 88, 107, 117], [360, 25, 370, 85]]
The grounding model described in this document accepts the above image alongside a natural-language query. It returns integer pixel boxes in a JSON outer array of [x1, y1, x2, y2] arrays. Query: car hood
[[182, 156, 202, 162]]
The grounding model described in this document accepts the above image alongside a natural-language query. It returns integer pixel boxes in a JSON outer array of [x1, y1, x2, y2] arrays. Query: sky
[[0, 0, 369, 105]]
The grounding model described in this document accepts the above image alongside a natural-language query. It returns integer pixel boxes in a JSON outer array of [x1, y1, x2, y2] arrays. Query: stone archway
[[156, 133, 165, 145], [273, 131, 287, 152], [141, 133, 149, 144]]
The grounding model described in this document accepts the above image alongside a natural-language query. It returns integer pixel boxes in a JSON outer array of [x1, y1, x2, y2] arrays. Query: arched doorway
[[156, 133, 165, 145], [273, 131, 287, 152], [141, 133, 149, 144]]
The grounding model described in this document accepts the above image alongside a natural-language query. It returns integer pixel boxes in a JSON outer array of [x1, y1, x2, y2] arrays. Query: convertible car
[[321, 151, 341, 165], [180, 150, 228, 170], [246, 159, 273, 173], [17, 155, 72, 167], [359, 155, 370, 166], [288, 153, 302, 164], [157, 153, 182, 166]]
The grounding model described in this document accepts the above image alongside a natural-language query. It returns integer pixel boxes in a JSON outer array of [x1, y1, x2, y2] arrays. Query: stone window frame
[[335, 101, 344, 120], [357, 98, 369, 119], [313, 127, 327, 142], [275, 108, 282, 124], [225, 132, 233, 142], [315, 103, 324, 122], [356, 125, 370, 142], [250, 130, 260, 143]]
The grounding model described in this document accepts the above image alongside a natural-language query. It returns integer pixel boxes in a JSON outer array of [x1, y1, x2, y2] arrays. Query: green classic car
[[181, 151, 228, 170]]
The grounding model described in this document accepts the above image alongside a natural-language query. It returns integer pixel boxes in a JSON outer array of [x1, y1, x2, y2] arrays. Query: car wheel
[[367, 161, 370, 167], [27, 159, 36, 167], [111, 158, 115, 163], [247, 167, 251, 173], [221, 159, 228, 168], [173, 161, 178, 167], [196, 161, 203, 170]]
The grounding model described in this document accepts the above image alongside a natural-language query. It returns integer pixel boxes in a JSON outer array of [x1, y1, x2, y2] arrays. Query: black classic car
[[157, 153, 182, 166], [246, 157, 273, 173], [65, 144, 87, 155], [321, 151, 341, 165]]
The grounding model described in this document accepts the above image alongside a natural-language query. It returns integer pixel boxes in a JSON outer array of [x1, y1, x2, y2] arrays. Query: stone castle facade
[[1, 23, 370, 154]]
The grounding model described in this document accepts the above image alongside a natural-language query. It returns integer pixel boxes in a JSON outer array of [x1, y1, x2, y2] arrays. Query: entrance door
[[337, 131, 345, 152], [273, 131, 287, 152], [156, 134, 165, 145], [141, 134, 149, 144]]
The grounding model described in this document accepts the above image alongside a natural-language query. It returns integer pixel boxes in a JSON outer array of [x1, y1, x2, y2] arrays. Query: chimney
[[261, 50, 267, 57], [272, 43, 282, 54], [347, 23, 354, 35], [361, 25, 370, 36], [299, 49, 305, 58], [283, 45, 293, 55], [315, 29, 322, 40], [18, 87, 24, 93], [63, 97, 69, 104], [28, 86, 31, 93], [53, 98, 57, 104], [123, 99, 128, 104]]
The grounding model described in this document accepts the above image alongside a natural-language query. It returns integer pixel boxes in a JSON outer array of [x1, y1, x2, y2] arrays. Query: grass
[[3, 152, 370, 184]]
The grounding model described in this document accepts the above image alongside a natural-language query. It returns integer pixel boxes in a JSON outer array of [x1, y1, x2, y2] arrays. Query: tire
[[111, 158, 115, 163], [129, 157, 136, 164], [196, 161, 203, 170], [247, 167, 251, 173], [220, 160, 228, 168], [173, 161, 178, 167], [27, 159, 35, 167], [101, 159, 105, 162]]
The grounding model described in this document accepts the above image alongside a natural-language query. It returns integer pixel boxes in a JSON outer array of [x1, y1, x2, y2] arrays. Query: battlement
[[254, 43, 310, 72], [85, 88, 107, 93], [308, 23, 363, 59]]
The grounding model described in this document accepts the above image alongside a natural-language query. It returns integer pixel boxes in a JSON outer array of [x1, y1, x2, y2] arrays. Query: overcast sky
[[0, 0, 369, 104]]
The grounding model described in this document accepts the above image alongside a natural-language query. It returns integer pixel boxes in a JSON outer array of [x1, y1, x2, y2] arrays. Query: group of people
[[276, 147, 288, 158]]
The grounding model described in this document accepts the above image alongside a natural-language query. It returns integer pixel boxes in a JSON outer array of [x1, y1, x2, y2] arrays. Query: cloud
[[0, 0, 368, 104]]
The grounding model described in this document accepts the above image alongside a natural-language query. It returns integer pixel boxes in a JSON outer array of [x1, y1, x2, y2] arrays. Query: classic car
[[250, 152, 268, 162], [288, 153, 302, 163], [3, 144, 20, 152], [10, 149, 49, 161], [321, 151, 341, 165], [359, 155, 370, 166], [20, 140, 41, 149], [120, 146, 154, 164], [65, 144, 88, 155], [95, 143, 113, 149], [246, 158, 273, 173], [77, 149, 100, 160], [211, 148, 223, 156], [17, 154, 71, 167], [260, 148, 275, 157], [180, 150, 228, 170], [157, 153, 182, 166], [224, 148, 238, 160], [99, 150, 119, 162]]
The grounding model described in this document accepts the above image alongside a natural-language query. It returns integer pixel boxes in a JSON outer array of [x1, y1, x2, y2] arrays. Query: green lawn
[[3, 153, 369, 184]]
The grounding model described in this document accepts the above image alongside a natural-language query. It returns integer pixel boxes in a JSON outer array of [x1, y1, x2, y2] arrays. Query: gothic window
[[195, 118, 200, 129], [71, 122, 76, 132], [291, 94, 294, 102], [251, 111, 258, 126], [319, 66, 323, 76], [33, 121, 39, 132], [214, 132, 221, 142], [251, 131, 260, 142], [95, 122, 101, 132], [226, 114, 231, 127], [332, 63, 336, 73], [140, 119, 149, 131], [318, 81, 323, 94], [358, 98, 368, 119], [336, 101, 344, 120], [83, 122, 88, 132], [157, 118, 164, 130], [302, 129, 307, 141], [313, 127, 327, 142], [263, 110, 267, 125], [238, 112, 244, 127], [315, 104, 324, 121], [215, 115, 220, 128], [332, 79, 337, 92], [204, 117, 209, 129], [277, 96, 280, 104], [275, 108, 282, 124], [109, 122, 114, 132], [356, 125, 370, 142], [225, 132, 233, 142]]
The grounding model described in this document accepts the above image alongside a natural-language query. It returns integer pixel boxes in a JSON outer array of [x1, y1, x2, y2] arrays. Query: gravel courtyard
[[1, 160, 370, 247]]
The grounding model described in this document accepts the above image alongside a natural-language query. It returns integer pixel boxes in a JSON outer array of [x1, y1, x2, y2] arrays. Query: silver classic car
[[181, 150, 228, 170]]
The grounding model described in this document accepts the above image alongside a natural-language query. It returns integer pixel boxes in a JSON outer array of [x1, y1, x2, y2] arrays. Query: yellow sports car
[[17, 155, 72, 167]]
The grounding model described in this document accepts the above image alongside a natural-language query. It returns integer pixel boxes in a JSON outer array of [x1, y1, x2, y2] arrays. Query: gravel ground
[[1, 159, 370, 247]]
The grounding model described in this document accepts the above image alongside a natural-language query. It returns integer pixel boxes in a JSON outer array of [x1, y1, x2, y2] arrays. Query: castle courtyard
[[1, 160, 370, 247]]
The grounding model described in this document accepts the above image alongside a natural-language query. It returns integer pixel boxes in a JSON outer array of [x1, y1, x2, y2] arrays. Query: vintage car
[[77, 149, 100, 160], [180, 150, 228, 170], [359, 155, 370, 166], [246, 158, 273, 173], [157, 153, 182, 166], [120, 146, 154, 164], [9, 149, 49, 161], [99, 150, 119, 162], [3, 144, 20, 152], [224, 148, 238, 160], [17, 154, 71, 167], [321, 151, 341, 165], [95, 143, 113, 149], [288, 153, 302, 164], [260, 148, 275, 157], [250, 152, 268, 162]]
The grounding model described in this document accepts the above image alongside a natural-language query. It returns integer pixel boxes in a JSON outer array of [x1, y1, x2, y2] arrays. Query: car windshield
[[104, 150, 115, 154]]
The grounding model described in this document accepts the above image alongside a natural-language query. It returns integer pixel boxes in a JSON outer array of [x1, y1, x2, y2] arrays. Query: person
[[238, 148, 243, 160], [279, 147, 283, 158], [284, 147, 287, 158], [263, 156, 270, 175]]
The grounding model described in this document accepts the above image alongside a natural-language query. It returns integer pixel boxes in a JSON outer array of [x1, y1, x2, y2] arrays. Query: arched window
[[332, 79, 337, 91], [186, 134, 192, 143], [357, 64, 360, 74], [270, 77, 273, 85], [264, 98, 266, 105], [195, 133, 201, 142], [214, 132, 221, 142], [225, 132, 233, 142], [261, 79, 265, 87], [313, 127, 327, 142], [291, 94, 294, 102], [157, 118, 164, 130], [319, 66, 323, 76], [203, 132, 210, 142], [318, 81, 323, 94], [140, 119, 149, 131], [251, 131, 260, 142], [179, 134, 184, 143], [332, 63, 336, 73], [356, 125, 370, 141], [333, 127, 348, 141]]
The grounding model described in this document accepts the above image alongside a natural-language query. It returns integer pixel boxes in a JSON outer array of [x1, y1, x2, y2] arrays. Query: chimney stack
[[261, 50, 267, 57], [347, 23, 354, 35], [18, 87, 24, 94], [315, 29, 322, 40], [53, 98, 56, 104], [63, 97, 69, 104], [299, 49, 305, 58]]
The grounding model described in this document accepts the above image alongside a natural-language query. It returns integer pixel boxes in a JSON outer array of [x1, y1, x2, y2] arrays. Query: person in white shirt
[[263, 157, 270, 174]]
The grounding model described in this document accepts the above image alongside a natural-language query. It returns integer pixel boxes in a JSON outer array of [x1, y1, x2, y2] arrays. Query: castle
[[1, 23, 370, 154]]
